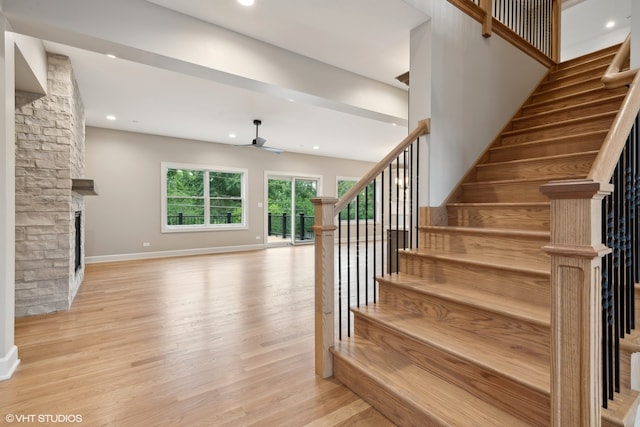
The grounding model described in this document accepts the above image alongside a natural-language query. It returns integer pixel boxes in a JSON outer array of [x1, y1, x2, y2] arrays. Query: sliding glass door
[[266, 175, 319, 245]]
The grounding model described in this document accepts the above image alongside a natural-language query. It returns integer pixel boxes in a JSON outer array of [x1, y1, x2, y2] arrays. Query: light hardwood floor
[[0, 246, 394, 427]]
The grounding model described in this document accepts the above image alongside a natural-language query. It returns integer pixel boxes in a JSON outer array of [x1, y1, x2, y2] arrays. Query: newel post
[[540, 179, 612, 427], [311, 197, 338, 378]]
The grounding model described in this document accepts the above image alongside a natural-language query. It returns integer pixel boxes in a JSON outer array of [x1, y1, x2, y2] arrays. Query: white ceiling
[[1, 0, 633, 162], [3, 0, 426, 162]]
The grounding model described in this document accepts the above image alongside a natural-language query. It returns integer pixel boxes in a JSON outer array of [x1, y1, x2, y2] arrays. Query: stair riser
[[447, 205, 550, 231], [522, 87, 627, 116], [489, 133, 606, 162], [512, 97, 624, 130], [419, 230, 549, 269], [400, 253, 550, 307], [501, 115, 614, 146], [354, 315, 550, 426], [461, 181, 549, 203], [332, 354, 439, 427], [475, 153, 596, 181], [531, 79, 605, 104]]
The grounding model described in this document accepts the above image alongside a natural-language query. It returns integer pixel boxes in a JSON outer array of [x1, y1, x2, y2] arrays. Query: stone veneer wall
[[14, 53, 86, 317]]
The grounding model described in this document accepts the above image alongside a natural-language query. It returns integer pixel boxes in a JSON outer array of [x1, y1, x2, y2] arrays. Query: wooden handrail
[[334, 119, 430, 213], [589, 37, 640, 183], [447, 0, 558, 67], [602, 34, 637, 89]]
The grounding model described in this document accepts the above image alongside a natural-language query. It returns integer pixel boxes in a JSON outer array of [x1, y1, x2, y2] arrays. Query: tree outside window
[[337, 179, 375, 221], [163, 163, 246, 230]]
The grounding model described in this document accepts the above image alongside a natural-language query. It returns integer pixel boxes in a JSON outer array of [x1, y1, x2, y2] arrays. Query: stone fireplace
[[14, 53, 87, 317]]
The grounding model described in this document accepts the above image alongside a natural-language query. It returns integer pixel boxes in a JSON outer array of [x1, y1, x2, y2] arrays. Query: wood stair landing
[[331, 44, 636, 426]]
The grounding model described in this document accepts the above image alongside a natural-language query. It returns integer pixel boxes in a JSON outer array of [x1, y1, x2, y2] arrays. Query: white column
[[0, 14, 19, 381]]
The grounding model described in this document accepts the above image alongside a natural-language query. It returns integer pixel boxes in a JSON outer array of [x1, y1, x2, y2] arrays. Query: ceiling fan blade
[[260, 146, 283, 154]]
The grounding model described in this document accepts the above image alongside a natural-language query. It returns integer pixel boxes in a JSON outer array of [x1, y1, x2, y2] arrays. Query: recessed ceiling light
[[287, 98, 295, 102], [313, 146, 320, 150], [106, 115, 117, 121], [392, 122, 397, 126], [106, 54, 116, 59], [606, 20, 616, 29], [229, 133, 237, 138], [238, 0, 254, 6]]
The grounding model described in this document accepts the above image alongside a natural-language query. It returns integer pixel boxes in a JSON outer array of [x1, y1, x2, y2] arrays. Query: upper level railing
[[541, 37, 639, 425], [311, 119, 430, 377], [449, 0, 559, 65]]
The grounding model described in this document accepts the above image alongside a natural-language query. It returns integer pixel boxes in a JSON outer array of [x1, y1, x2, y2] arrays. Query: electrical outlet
[[143, 242, 150, 247]]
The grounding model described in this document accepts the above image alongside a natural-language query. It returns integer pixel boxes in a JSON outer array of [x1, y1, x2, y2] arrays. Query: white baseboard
[[85, 244, 266, 264], [0, 345, 19, 381]]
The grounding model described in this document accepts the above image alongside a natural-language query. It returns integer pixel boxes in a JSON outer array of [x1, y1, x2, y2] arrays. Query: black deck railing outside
[[167, 213, 239, 226], [601, 112, 639, 408], [268, 212, 315, 241]]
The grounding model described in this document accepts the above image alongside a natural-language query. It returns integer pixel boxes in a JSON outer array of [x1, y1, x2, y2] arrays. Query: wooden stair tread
[[501, 112, 616, 137], [514, 94, 625, 122], [447, 202, 550, 208], [407, 247, 549, 276], [379, 272, 550, 325], [462, 176, 576, 187], [352, 303, 550, 393], [543, 63, 609, 86], [491, 130, 608, 152], [478, 150, 599, 168], [331, 338, 538, 427], [553, 44, 619, 72], [602, 385, 640, 427], [523, 86, 627, 112], [419, 224, 549, 239]]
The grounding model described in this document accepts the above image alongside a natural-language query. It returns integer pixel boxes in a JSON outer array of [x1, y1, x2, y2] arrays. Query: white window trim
[[161, 161, 248, 233]]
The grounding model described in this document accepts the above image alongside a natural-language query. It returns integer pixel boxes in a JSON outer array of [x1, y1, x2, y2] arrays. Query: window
[[162, 162, 247, 231], [337, 178, 376, 221]]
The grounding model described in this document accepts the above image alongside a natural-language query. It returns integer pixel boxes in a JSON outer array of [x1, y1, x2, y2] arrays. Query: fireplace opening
[[75, 211, 82, 273]]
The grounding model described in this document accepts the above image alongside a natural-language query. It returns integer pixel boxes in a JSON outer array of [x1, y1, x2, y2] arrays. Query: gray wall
[[84, 126, 375, 261]]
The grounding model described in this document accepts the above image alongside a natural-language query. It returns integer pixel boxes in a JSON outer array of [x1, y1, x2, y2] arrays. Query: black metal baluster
[[409, 144, 414, 249], [396, 158, 400, 274], [338, 208, 343, 341], [347, 202, 351, 337], [602, 194, 611, 407], [381, 171, 385, 277], [356, 194, 361, 309], [373, 178, 378, 303], [365, 187, 369, 305], [416, 138, 420, 248], [607, 191, 616, 401], [389, 164, 393, 274]]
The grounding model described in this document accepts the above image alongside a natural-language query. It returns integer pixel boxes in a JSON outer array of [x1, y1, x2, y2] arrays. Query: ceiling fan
[[235, 119, 283, 154]]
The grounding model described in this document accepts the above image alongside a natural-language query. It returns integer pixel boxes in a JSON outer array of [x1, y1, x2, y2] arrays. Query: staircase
[[330, 45, 640, 426]]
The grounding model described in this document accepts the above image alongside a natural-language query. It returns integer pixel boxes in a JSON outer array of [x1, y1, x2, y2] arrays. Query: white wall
[[84, 127, 375, 261], [561, 0, 631, 61], [0, 15, 19, 380], [405, 0, 549, 206]]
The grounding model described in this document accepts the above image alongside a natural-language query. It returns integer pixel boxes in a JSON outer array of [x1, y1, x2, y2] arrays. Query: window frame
[[336, 176, 378, 223], [161, 162, 248, 233]]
